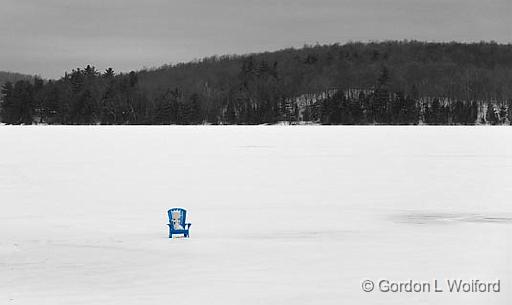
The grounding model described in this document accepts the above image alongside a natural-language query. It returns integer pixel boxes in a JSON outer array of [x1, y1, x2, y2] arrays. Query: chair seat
[[167, 224, 189, 232], [169, 229, 189, 233]]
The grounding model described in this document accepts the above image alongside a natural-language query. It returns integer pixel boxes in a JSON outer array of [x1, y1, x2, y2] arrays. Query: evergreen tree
[[3, 80, 35, 124], [0, 82, 14, 123], [103, 68, 115, 79], [499, 104, 507, 124], [224, 99, 237, 124], [188, 94, 202, 124], [485, 104, 499, 125]]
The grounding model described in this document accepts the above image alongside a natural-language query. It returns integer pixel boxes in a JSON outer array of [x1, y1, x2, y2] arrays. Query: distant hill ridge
[[0, 71, 33, 87], [137, 40, 512, 101]]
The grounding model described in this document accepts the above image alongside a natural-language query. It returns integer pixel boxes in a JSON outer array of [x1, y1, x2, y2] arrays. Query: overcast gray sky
[[1, 0, 510, 78]]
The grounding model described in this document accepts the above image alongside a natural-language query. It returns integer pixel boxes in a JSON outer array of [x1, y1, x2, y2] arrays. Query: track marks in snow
[[392, 211, 512, 225]]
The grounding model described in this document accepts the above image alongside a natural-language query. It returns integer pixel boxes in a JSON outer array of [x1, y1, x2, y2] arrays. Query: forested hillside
[[2, 41, 512, 125]]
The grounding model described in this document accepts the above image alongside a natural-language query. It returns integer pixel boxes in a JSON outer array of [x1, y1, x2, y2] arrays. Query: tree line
[[1, 41, 512, 125]]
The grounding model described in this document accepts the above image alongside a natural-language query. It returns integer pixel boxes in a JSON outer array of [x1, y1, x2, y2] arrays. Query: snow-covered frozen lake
[[1, 126, 511, 305]]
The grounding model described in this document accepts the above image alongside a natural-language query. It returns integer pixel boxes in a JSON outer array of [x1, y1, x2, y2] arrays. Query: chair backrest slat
[[168, 208, 187, 227]]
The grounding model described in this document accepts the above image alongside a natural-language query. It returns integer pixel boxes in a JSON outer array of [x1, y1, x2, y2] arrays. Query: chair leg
[[169, 233, 172, 238]]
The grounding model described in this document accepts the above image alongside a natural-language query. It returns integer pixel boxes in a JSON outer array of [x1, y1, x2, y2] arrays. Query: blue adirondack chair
[[167, 208, 192, 238]]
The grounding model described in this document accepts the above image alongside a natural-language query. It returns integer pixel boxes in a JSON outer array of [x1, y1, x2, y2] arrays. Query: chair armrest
[[185, 223, 192, 229]]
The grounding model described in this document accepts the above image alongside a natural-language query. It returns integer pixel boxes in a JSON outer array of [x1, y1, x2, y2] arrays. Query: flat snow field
[[1, 126, 511, 305]]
